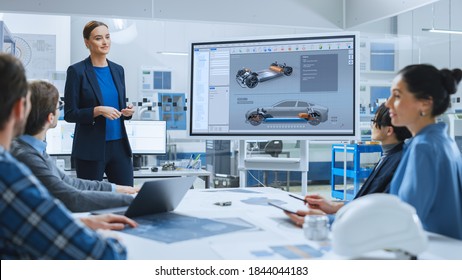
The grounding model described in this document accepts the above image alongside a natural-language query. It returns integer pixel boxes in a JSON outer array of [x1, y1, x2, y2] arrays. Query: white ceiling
[[0, 0, 440, 29]]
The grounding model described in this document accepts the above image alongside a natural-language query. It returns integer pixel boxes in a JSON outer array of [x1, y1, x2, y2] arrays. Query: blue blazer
[[64, 56, 132, 161], [354, 142, 404, 199]]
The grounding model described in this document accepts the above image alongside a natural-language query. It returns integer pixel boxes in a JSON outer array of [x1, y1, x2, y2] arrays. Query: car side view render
[[245, 100, 329, 126], [236, 62, 293, 88]]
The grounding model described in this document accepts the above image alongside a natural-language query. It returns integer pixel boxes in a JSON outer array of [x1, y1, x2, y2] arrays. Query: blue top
[[0, 146, 126, 259], [390, 122, 462, 240], [94, 66, 122, 141]]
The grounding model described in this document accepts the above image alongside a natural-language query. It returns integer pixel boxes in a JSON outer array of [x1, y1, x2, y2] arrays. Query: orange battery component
[[269, 65, 284, 72], [298, 113, 314, 120]]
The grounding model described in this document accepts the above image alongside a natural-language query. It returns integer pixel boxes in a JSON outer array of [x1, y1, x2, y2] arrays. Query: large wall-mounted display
[[189, 33, 359, 140]]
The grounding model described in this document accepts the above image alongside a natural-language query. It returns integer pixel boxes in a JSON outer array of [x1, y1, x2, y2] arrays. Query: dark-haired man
[[0, 53, 136, 259]]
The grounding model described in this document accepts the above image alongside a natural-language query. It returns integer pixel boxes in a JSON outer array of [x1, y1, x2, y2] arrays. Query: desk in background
[[117, 187, 462, 260], [65, 168, 212, 189]]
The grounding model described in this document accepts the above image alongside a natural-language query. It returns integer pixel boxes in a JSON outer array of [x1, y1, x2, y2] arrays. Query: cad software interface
[[190, 34, 357, 137]]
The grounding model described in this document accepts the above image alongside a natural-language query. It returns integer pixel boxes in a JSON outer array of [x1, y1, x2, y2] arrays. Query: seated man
[[11, 80, 138, 212], [286, 104, 412, 226], [0, 53, 136, 259]]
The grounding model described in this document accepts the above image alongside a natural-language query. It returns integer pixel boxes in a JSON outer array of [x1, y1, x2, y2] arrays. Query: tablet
[[268, 201, 302, 215]]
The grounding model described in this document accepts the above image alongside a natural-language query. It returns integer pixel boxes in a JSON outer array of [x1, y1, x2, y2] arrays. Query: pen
[[289, 193, 306, 203], [186, 154, 193, 169], [190, 154, 201, 169]]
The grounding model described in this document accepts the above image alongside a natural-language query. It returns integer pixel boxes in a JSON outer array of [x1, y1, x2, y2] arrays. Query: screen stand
[[238, 140, 309, 195]]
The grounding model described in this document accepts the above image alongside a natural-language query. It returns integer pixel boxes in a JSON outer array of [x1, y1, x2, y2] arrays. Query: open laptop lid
[[92, 176, 196, 218]]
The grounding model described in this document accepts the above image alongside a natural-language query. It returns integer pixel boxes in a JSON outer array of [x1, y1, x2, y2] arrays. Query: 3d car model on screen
[[245, 100, 329, 126], [236, 62, 293, 88]]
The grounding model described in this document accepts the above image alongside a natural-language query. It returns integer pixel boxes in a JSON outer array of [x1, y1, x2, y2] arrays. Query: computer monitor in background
[[46, 120, 167, 156], [126, 120, 167, 170], [46, 120, 75, 155], [189, 32, 359, 140], [125, 120, 167, 155]]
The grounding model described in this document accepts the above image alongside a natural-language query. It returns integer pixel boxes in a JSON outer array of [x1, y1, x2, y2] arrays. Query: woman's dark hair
[[398, 64, 462, 116], [83, 20, 108, 39], [25, 81, 59, 135], [374, 103, 412, 142], [0, 54, 28, 130]]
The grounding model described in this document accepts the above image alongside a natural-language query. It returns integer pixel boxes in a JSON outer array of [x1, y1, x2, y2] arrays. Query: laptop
[[92, 176, 196, 218]]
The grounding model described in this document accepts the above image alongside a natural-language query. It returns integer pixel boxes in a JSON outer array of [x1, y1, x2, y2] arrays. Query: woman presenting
[[64, 20, 135, 186]]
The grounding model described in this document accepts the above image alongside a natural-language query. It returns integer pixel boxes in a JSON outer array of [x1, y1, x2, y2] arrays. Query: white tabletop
[[115, 187, 462, 260]]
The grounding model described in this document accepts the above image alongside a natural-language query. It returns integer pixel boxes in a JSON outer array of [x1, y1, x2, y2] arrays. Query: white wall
[[1, 13, 70, 70], [397, 0, 462, 110]]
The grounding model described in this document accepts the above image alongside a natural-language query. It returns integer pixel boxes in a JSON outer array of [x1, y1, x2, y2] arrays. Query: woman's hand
[[79, 214, 138, 231], [305, 194, 343, 214], [284, 209, 326, 227], [94, 106, 122, 120], [121, 104, 135, 117]]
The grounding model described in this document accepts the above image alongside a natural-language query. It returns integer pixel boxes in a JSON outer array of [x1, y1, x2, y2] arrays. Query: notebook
[[91, 176, 196, 218]]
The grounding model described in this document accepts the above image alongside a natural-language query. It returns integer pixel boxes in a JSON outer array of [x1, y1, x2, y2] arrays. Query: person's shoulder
[[10, 138, 36, 159], [107, 60, 124, 71], [0, 152, 35, 186], [68, 57, 90, 71], [10, 137, 27, 152]]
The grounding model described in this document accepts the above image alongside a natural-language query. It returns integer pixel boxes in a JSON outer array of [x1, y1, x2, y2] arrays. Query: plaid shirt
[[0, 146, 127, 259]]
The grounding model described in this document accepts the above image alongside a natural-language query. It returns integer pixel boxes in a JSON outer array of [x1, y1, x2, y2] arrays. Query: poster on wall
[[3, 33, 56, 80]]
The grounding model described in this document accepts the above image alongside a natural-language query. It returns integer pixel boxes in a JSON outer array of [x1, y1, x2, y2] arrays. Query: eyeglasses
[[57, 100, 65, 111]]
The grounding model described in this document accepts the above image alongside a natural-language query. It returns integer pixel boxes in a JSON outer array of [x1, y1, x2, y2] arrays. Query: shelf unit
[[331, 143, 382, 201], [239, 140, 309, 195]]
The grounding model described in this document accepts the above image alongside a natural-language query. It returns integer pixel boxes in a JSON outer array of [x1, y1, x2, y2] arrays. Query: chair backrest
[[265, 140, 283, 157]]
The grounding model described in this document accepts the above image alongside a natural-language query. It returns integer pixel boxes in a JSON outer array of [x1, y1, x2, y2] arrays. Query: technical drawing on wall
[[5, 34, 56, 79]]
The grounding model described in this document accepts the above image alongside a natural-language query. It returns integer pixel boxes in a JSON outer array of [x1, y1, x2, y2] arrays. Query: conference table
[[113, 186, 462, 260]]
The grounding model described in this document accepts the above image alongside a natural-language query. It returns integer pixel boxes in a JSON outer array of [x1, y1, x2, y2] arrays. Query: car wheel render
[[283, 66, 293, 76], [308, 111, 321, 126], [245, 74, 259, 88], [247, 113, 265, 126]]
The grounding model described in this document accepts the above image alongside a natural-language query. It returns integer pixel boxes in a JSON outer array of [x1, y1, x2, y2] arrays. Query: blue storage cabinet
[[331, 144, 382, 201]]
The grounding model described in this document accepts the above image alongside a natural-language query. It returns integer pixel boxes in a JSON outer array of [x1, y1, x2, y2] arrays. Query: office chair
[[264, 140, 283, 157]]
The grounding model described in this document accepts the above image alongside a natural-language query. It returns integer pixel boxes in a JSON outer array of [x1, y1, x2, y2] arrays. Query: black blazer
[[64, 56, 132, 161], [354, 142, 404, 199]]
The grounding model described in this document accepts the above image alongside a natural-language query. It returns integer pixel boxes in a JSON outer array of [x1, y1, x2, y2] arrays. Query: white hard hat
[[331, 193, 428, 259]]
